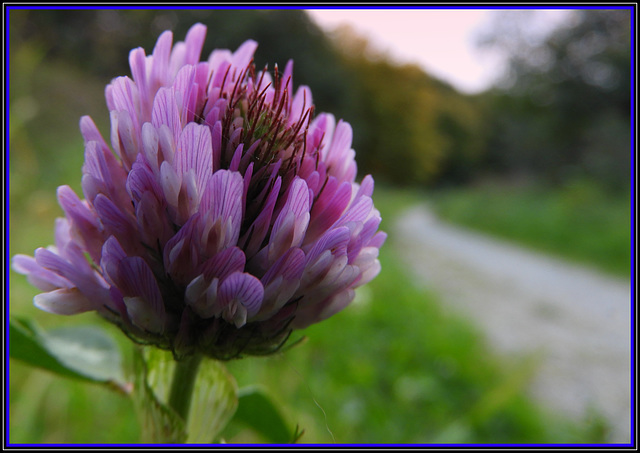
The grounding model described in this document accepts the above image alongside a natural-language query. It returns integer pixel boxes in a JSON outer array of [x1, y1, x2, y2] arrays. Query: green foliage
[[431, 180, 631, 277], [479, 10, 631, 191], [133, 348, 188, 443], [221, 386, 295, 443], [134, 348, 239, 443], [10, 317, 127, 388], [330, 28, 487, 186]]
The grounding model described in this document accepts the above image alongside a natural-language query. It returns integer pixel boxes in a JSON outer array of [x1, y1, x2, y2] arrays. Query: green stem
[[168, 354, 203, 423]]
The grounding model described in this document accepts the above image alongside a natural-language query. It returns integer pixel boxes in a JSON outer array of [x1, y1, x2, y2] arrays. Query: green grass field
[[429, 181, 631, 278]]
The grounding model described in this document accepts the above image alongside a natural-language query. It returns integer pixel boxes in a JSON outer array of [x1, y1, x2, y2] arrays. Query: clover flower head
[[12, 23, 386, 359]]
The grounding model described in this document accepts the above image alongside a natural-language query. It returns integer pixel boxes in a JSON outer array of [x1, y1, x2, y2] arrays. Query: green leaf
[[133, 347, 239, 443], [185, 358, 238, 443], [232, 386, 293, 443], [9, 317, 127, 391], [133, 348, 187, 443]]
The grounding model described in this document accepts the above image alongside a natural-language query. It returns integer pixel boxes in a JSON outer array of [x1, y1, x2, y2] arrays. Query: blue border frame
[[4, 2, 637, 449]]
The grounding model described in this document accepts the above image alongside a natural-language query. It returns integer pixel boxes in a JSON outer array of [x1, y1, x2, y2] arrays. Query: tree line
[[10, 9, 631, 192]]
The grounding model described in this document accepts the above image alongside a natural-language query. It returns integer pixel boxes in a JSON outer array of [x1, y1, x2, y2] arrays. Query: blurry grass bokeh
[[8, 35, 620, 445], [430, 180, 631, 278]]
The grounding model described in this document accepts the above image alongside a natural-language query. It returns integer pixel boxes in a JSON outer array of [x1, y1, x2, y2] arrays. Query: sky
[[306, 9, 575, 94]]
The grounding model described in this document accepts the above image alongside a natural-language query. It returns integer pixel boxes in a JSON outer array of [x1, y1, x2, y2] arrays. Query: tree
[[479, 9, 631, 190]]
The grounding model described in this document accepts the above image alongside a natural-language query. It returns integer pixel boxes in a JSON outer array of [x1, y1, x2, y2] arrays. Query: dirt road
[[393, 205, 632, 443]]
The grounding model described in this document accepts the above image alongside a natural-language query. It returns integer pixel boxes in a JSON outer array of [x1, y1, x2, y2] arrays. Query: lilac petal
[[157, 123, 176, 165], [141, 122, 160, 174], [176, 169, 200, 223], [57, 186, 103, 261], [268, 178, 311, 262], [150, 30, 173, 90], [34, 288, 97, 315], [173, 65, 197, 124], [200, 170, 243, 225], [312, 113, 336, 158], [282, 59, 294, 105], [337, 196, 374, 228], [34, 248, 106, 304], [229, 143, 243, 172], [185, 274, 219, 319], [118, 256, 166, 333], [110, 109, 139, 170], [58, 237, 93, 275], [82, 140, 129, 208], [352, 248, 382, 288], [231, 40, 258, 70], [57, 186, 99, 231], [124, 296, 165, 334], [129, 47, 150, 121], [100, 236, 127, 287], [257, 247, 305, 320], [208, 58, 232, 91], [288, 86, 312, 127], [369, 231, 387, 249], [163, 218, 199, 285], [34, 247, 73, 278], [12, 254, 71, 291], [107, 77, 140, 122], [160, 160, 181, 210], [261, 247, 305, 286], [210, 121, 223, 172], [305, 226, 350, 266], [317, 289, 356, 324], [359, 214, 383, 248], [79, 116, 110, 152], [53, 217, 72, 251], [200, 246, 246, 282], [183, 23, 207, 66], [306, 179, 352, 243], [127, 154, 163, 203], [240, 176, 281, 259], [135, 191, 173, 248], [152, 87, 181, 146], [328, 120, 352, 160], [169, 42, 186, 80], [218, 272, 264, 326], [93, 194, 139, 254], [176, 122, 213, 197], [323, 120, 357, 182], [302, 169, 321, 196], [355, 174, 375, 200], [185, 274, 207, 306], [199, 170, 244, 252], [194, 62, 210, 101]]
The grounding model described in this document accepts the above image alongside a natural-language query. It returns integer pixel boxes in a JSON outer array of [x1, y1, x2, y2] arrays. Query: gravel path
[[393, 205, 632, 443]]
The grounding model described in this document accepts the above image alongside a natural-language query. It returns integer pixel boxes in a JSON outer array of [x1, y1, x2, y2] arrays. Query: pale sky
[[307, 9, 574, 94]]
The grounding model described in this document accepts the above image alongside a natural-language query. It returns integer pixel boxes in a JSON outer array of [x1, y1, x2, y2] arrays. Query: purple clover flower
[[12, 24, 386, 359]]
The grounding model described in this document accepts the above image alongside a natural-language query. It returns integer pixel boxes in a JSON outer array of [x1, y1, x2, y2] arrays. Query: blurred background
[[8, 7, 632, 444]]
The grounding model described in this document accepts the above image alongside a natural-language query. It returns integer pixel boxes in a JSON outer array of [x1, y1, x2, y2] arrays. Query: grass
[[429, 180, 632, 278]]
